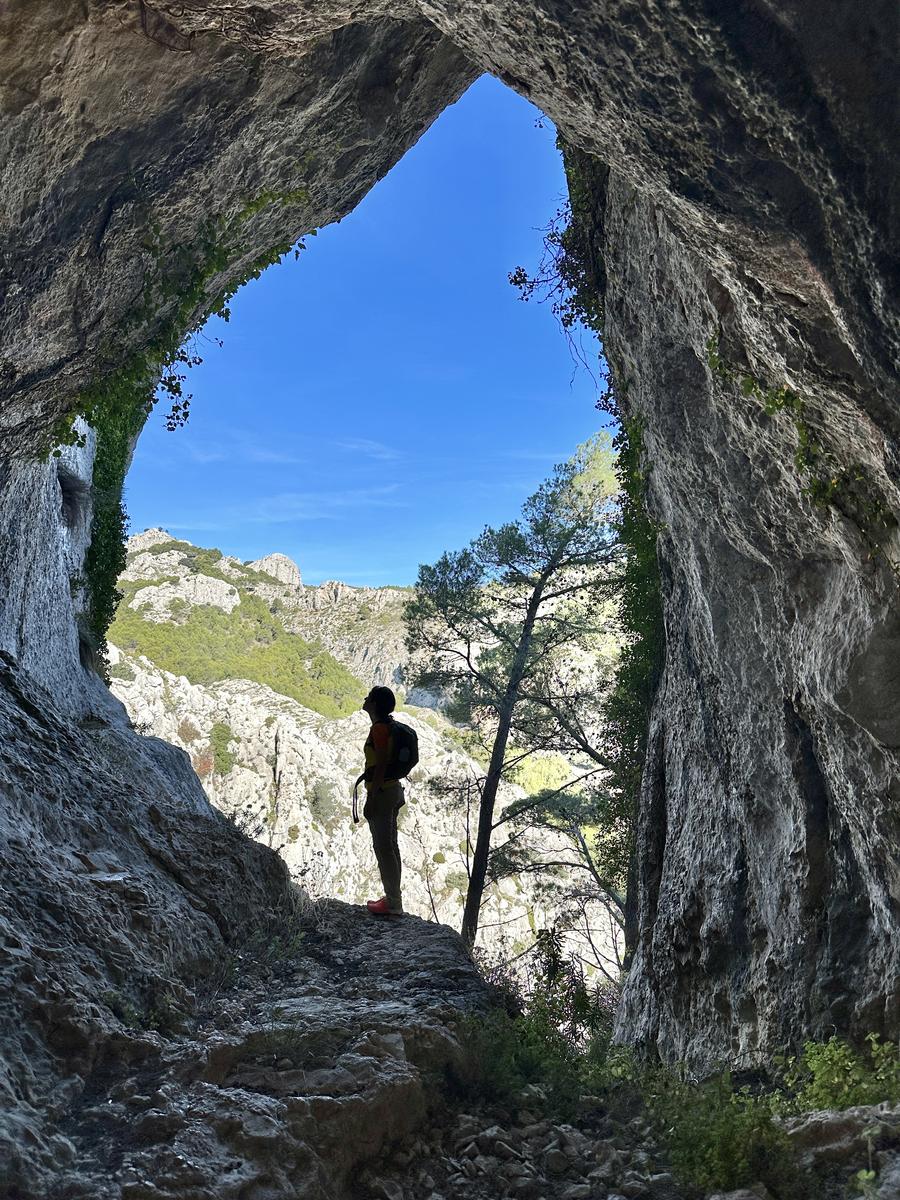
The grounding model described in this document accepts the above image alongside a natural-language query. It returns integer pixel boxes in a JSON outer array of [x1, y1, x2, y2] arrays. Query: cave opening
[[121, 75, 607, 592], [99, 72, 630, 976], [1, 15, 896, 1153]]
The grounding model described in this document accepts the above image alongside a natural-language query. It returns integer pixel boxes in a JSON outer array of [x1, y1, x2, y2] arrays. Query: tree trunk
[[461, 586, 544, 946]]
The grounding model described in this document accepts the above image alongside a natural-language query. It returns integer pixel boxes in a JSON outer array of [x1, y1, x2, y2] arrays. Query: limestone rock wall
[[0, 420, 125, 716], [580, 158, 900, 1064]]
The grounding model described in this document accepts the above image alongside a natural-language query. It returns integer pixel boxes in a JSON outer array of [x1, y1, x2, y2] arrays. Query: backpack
[[353, 719, 420, 823], [385, 719, 419, 780]]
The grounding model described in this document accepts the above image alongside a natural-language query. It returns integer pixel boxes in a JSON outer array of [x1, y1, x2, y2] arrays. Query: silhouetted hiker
[[353, 685, 418, 917]]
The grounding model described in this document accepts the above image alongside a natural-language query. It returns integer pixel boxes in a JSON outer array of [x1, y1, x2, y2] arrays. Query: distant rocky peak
[[129, 527, 175, 553], [246, 552, 303, 591]]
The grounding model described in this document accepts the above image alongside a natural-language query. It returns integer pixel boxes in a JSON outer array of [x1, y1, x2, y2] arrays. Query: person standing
[[360, 686, 405, 916]]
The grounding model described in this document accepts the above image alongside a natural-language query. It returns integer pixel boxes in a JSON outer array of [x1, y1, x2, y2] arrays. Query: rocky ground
[[358, 1073, 900, 1200], [43, 904, 492, 1200]]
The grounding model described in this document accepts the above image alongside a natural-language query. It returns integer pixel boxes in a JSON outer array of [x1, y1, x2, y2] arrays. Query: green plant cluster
[[510, 752, 571, 796], [457, 937, 623, 1119], [101, 985, 187, 1035], [74, 371, 150, 672], [462, 957, 900, 1199], [109, 588, 365, 718], [641, 1070, 801, 1196], [598, 419, 665, 898], [774, 1034, 900, 1112], [137, 540, 281, 587], [209, 721, 236, 775], [107, 660, 136, 682], [53, 187, 314, 671], [706, 335, 898, 565]]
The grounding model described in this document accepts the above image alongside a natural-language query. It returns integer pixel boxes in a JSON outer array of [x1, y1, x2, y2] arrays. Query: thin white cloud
[[173, 429, 307, 467], [246, 447, 307, 465], [336, 438, 402, 462], [159, 484, 405, 533], [248, 484, 404, 523], [186, 444, 230, 464], [165, 520, 232, 533]]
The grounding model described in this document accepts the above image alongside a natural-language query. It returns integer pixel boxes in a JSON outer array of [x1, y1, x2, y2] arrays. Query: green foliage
[[509, 151, 606, 343], [107, 660, 136, 682], [775, 1034, 900, 1112], [52, 188, 316, 669], [642, 1070, 801, 1196], [405, 438, 620, 710], [645, 1036, 900, 1196], [598, 419, 665, 896], [855, 1168, 879, 1199], [510, 752, 571, 796], [457, 938, 621, 1119], [135, 539, 282, 587], [109, 591, 365, 718], [405, 435, 622, 943], [209, 721, 235, 775], [441, 722, 490, 767], [101, 985, 187, 1035], [75, 372, 151, 673], [462, 954, 891, 1200]]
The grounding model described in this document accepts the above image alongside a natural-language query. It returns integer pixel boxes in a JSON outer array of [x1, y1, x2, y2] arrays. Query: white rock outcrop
[[247, 552, 303, 590], [128, 527, 174, 553], [127, 573, 241, 620]]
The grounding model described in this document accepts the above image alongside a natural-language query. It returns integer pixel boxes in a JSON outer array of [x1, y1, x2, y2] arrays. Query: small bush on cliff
[[209, 721, 235, 775]]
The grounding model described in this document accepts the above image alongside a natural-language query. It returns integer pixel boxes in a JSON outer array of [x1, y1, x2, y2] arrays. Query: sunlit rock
[[247, 551, 303, 590]]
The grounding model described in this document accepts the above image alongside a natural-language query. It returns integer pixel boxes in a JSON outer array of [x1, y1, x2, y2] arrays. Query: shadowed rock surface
[[0, 652, 488, 1197], [0, 0, 898, 1159]]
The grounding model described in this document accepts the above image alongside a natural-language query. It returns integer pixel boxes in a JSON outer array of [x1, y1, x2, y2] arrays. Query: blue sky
[[126, 76, 606, 586]]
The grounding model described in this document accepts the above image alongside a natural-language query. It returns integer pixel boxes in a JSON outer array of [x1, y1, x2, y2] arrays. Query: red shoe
[[366, 897, 403, 916]]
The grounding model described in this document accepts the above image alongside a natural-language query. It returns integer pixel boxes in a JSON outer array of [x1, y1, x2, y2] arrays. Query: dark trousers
[[363, 782, 404, 908]]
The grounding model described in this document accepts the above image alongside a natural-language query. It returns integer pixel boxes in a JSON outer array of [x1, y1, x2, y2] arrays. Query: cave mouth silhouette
[[116, 75, 606, 599]]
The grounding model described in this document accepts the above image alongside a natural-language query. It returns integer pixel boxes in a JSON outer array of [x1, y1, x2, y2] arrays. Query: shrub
[[456, 936, 621, 1119], [642, 1070, 802, 1197], [510, 752, 571, 795], [108, 660, 136, 682], [177, 717, 200, 744], [209, 721, 235, 775], [776, 1035, 900, 1112]]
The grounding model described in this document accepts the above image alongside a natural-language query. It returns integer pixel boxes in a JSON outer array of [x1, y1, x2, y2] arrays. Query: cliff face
[[583, 160, 900, 1065], [0, 0, 897, 1083]]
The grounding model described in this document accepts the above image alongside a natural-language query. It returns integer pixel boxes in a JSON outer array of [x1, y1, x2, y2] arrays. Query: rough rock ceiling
[[1, 1, 896, 452]]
